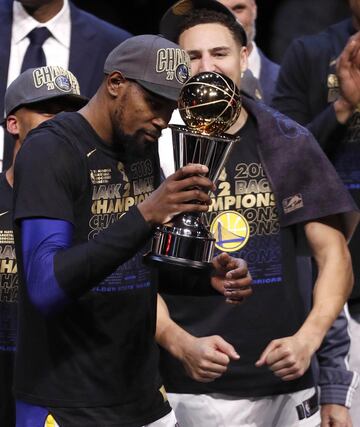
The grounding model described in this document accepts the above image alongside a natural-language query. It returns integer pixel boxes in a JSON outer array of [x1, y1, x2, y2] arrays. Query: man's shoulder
[[70, 2, 132, 42], [30, 111, 81, 136], [258, 49, 279, 99], [0, 0, 12, 15], [323, 18, 353, 41], [243, 97, 311, 139], [291, 18, 352, 54], [15, 115, 86, 197], [21, 113, 86, 160], [258, 49, 279, 73]]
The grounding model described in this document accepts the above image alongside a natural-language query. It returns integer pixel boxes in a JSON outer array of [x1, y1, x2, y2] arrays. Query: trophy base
[[144, 224, 215, 271], [144, 253, 213, 271]]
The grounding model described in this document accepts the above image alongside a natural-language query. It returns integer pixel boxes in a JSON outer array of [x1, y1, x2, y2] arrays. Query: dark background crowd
[[1, 0, 360, 426], [73, 0, 351, 62]]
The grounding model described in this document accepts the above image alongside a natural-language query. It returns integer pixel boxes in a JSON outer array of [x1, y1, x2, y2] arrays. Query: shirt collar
[[12, 0, 71, 48], [247, 41, 261, 79]]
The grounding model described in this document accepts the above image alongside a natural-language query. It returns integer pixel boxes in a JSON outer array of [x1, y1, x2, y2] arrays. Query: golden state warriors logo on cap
[[210, 211, 250, 252], [54, 74, 72, 92], [175, 63, 190, 84]]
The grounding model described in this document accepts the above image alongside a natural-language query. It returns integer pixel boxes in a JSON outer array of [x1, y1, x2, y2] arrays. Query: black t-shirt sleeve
[[13, 125, 154, 299], [14, 128, 84, 224], [54, 207, 152, 298]]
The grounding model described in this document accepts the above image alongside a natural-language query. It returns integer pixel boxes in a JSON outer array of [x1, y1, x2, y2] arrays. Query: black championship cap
[[160, 0, 247, 46], [104, 34, 191, 101], [5, 65, 88, 117]]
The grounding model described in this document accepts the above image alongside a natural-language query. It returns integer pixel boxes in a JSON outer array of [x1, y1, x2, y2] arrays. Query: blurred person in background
[[0, 0, 131, 170], [273, 1, 360, 424], [0, 64, 87, 427], [218, 0, 279, 104]]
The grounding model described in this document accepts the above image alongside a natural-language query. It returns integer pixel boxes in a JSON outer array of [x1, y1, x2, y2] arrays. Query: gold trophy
[[146, 71, 242, 270]]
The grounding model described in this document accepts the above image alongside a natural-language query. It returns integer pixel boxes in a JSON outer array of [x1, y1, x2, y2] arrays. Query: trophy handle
[[170, 125, 239, 184]]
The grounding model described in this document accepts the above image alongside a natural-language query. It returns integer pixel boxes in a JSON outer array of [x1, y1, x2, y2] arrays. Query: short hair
[[177, 9, 245, 48]]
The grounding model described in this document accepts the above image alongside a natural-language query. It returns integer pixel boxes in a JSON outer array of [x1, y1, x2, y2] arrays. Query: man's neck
[[79, 93, 113, 146], [5, 167, 14, 188], [5, 139, 22, 188], [22, 0, 64, 23], [226, 107, 248, 135]]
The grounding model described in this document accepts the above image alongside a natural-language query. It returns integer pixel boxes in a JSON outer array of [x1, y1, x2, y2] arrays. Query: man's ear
[[107, 71, 126, 97], [253, 0, 258, 20], [240, 46, 249, 74], [6, 115, 20, 137]]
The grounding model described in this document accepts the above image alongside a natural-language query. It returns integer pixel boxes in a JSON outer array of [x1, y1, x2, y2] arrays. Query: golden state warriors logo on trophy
[[146, 72, 242, 270], [211, 211, 250, 252]]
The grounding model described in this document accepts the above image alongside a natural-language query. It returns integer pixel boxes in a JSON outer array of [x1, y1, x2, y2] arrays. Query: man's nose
[[198, 56, 216, 73], [152, 116, 168, 130]]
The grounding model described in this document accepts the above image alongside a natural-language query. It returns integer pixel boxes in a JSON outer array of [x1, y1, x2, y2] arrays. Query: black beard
[[113, 93, 155, 166], [114, 127, 154, 165]]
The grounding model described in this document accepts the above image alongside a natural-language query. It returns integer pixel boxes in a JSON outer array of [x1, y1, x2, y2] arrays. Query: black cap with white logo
[[5, 65, 88, 117], [104, 34, 191, 101], [160, 0, 247, 46]]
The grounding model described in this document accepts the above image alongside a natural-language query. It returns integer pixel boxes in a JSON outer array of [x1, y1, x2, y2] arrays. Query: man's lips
[[145, 130, 161, 141]]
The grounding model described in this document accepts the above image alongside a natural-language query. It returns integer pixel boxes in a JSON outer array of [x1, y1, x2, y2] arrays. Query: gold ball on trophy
[[178, 71, 241, 135]]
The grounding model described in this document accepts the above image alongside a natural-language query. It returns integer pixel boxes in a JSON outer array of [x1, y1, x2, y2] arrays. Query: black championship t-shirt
[[160, 114, 314, 397], [0, 172, 17, 426], [13, 113, 170, 426]]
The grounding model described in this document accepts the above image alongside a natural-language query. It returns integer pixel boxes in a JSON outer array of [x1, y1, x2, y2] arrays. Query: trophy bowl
[[179, 71, 241, 135], [146, 71, 241, 270]]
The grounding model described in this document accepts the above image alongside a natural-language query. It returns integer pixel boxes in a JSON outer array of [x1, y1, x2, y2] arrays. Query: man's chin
[[115, 129, 153, 159], [126, 138, 153, 159]]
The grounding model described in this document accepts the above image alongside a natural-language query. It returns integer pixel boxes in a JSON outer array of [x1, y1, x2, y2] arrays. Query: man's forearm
[[299, 219, 353, 353], [156, 294, 195, 360]]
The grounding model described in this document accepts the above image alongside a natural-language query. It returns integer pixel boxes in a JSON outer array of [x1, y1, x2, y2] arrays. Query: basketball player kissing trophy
[[146, 71, 242, 270]]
